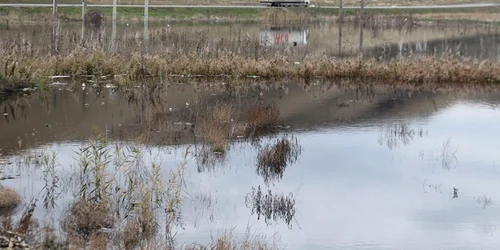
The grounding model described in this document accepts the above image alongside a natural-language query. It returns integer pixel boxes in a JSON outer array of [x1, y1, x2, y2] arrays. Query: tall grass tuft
[[196, 102, 236, 153], [246, 104, 282, 138], [0, 187, 21, 217]]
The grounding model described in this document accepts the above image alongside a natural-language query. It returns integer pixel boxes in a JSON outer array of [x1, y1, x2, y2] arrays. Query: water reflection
[[2, 87, 500, 249], [245, 186, 296, 228], [377, 121, 426, 150], [260, 26, 308, 47], [1, 82, 500, 153], [256, 136, 301, 185], [2, 19, 498, 60]]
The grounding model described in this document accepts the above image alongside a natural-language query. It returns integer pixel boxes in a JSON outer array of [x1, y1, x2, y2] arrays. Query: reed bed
[[0, 131, 281, 249], [2, 48, 500, 88]]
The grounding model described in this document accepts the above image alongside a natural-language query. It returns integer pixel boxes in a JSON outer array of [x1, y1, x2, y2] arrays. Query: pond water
[[2, 14, 500, 249], [1, 81, 500, 249], [1, 18, 499, 60]]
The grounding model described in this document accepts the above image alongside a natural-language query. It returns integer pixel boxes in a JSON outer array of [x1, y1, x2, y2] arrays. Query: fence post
[[81, 0, 86, 41], [144, 0, 149, 54], [339, 0, 343, 22], [111, 0, 117, 52], [338, 0, 343, 56], [113, 0, 117, 22], [359, 0, 365, 58], [53, 0, 58, 20]]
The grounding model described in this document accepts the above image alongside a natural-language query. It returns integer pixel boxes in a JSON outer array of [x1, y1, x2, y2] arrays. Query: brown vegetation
[[62, 199, 115, 242], [195, 102, 237, 153], [186, 231, 277, 250], [246, 104, 282, 138], [0, 187, 21, 217], [2, 47, 500, 88]]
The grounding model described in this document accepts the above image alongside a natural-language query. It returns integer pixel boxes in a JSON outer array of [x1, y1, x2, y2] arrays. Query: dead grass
[[25, 0, 495, 6], [0, 187, 21, 217], [196, 102, 237, 153], [415, 12, 500, 23], [61, 199, 115, 242], [246, 104, 282, 138], [2, 45, 500, 87], [185, 229, 277, 250]]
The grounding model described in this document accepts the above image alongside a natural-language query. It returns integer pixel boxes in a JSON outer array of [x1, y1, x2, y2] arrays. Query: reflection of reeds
[[257, 136, 301, 185], [475, 194, 492, 209], [378, 121, 425, 150], [245, 186, 296, 228], [440, 138, 458, 170]]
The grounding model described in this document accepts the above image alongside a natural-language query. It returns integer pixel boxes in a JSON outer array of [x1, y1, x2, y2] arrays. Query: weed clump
[[196, 102, 236, 153], [257, 137, 301, 185], [62, 199, 115, 241], [246, 104, 282, 138], [0, 187, 21, 217]]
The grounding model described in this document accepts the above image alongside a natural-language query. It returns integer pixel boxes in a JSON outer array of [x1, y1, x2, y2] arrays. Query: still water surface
[[1, 19, 499, 59], [1, 83, 500, 249]]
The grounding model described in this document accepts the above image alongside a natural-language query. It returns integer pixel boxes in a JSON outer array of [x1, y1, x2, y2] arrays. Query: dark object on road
[[453, 187, 458, 199]]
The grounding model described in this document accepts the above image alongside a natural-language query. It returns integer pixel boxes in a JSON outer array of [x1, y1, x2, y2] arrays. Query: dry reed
[[246, 104, 282, 138], [0, 187, 21, 217], [62, 199, 115, 241], [2, 47, 500, 89], [195, 102, 237, 153]]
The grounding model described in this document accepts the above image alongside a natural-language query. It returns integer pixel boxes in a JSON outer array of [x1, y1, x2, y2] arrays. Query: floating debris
[[21, 87, 36, 92], [49, 75, 70, 79], [105, 83, 116, 89], [50, 82, 68, 86], [173, 122, 192, 126]]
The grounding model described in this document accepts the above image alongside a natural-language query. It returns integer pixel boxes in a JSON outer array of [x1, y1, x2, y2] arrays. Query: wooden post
[[359, 0, 364, 58], [52, 0, 58, 20]]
